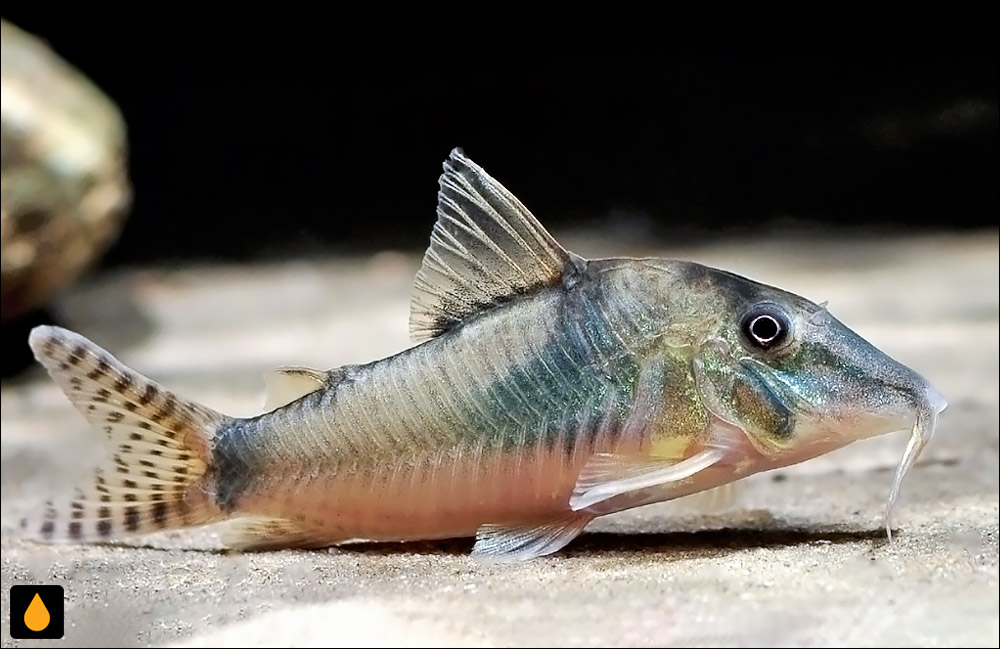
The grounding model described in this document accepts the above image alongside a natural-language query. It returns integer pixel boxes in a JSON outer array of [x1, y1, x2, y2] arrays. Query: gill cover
[[693, 340, 796, 454]]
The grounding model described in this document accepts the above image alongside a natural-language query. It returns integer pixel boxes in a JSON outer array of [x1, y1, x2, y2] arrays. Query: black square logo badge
[[9, 585, 64, 639]]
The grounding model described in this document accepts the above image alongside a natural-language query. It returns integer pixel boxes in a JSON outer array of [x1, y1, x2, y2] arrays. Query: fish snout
[[846, 354, 948, 444], [887, 361, 948, 420], [919, 381, 948, 417]]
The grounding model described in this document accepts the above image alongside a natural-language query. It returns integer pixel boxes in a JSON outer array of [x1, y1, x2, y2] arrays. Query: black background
[[3, 13, 997, 266]]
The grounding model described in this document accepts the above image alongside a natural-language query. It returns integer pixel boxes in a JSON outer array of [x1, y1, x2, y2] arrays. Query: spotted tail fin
[[22, 325, 228, 543]]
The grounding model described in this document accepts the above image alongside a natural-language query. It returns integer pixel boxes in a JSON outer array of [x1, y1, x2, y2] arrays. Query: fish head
[[667, 262, 947, 528]]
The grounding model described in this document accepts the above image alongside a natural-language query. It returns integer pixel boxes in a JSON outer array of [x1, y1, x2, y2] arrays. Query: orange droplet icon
[[24, 592, 50, 632]]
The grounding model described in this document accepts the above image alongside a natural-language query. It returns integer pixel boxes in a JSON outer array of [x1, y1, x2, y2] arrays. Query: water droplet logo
[[9, 585, 64, 639], [24, 592, 51, 631]]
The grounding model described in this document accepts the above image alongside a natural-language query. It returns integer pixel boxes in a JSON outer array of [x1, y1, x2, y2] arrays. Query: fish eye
[[739, 304, 791, 351]]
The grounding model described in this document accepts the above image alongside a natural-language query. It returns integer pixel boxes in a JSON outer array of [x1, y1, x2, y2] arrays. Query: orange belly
[[238, 447, 595, 543]]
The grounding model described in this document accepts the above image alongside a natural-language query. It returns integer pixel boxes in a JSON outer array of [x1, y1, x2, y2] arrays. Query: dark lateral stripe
[[211, 419, 259, 513]]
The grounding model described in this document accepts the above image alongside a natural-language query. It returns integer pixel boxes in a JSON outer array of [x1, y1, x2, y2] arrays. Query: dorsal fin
[[409, 148, 579, 341]]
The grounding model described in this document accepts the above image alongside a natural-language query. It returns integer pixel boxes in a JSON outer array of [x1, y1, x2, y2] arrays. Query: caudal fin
[[22, 325, 228, 543]]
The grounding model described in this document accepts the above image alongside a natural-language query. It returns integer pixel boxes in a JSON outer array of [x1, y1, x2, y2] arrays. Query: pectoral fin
[[472, 513, 593, 562], [569, 449, 727, 511]]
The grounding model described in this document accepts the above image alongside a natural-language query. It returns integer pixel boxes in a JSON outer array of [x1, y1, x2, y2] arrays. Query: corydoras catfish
[[23, 148, 947, 561]]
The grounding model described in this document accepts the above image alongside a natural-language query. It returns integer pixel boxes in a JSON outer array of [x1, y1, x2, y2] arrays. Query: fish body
[[24, 149, 947, 560]]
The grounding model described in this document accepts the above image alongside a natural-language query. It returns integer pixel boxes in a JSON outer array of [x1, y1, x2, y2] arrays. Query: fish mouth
[[884, 383, 948, 540]]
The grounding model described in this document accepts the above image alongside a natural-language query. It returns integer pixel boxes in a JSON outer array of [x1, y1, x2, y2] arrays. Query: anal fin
[[570, 448, 726, 511], [222, 516, 332, 551], [471, 513, 592, 562]]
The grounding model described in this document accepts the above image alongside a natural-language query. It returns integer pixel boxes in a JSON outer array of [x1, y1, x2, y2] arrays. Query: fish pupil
[[751, 315, 780, 342]]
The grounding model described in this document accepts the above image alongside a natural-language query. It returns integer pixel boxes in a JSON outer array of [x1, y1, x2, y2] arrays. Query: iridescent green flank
[[214, 277, 646, 510], [464, 296, 640, 456]]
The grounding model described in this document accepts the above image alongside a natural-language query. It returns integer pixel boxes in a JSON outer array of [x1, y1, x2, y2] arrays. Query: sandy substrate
[[2, 231, 997, 647]]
